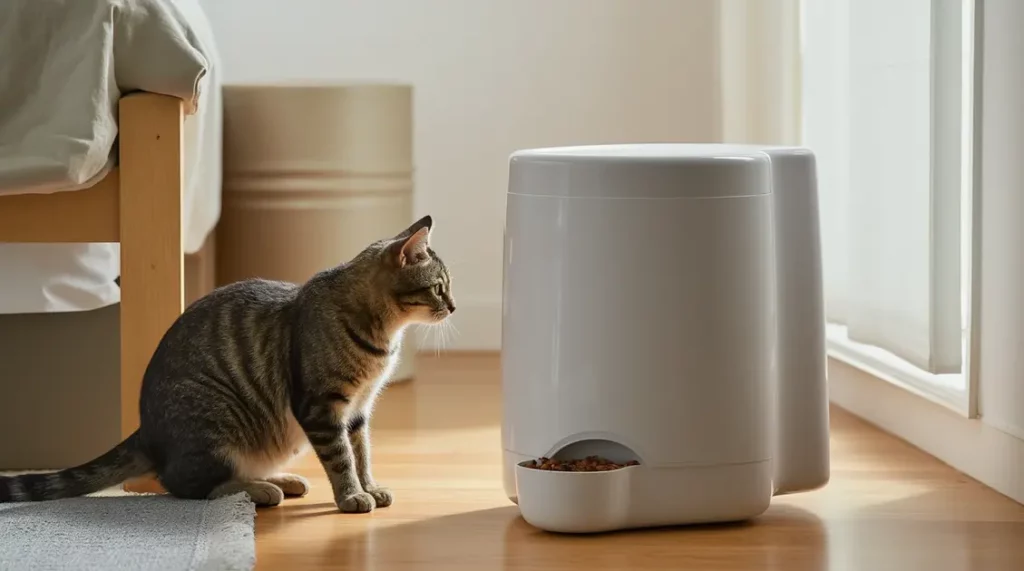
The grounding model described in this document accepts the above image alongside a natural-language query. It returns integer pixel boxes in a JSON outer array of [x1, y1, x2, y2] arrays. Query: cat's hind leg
[[157, 448, 284, 507], [158, 449, 239, 500], [265, 473, 310, 497], [208, 480, 284, 506]]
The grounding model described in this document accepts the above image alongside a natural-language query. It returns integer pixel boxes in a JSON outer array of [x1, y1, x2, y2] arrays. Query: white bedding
[[0, 0, 222, 314]]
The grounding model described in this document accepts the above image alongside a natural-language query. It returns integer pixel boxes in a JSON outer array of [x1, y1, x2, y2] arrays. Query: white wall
[[977, 0, 1024, 441], [200, 0, 721, 349]]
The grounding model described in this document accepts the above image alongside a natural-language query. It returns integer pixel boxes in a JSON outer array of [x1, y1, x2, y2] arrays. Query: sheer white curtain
[[801, 0, 969, 376]]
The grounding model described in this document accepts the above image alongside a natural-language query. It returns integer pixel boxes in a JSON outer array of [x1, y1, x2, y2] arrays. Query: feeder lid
[[509, 143, 776, 200]]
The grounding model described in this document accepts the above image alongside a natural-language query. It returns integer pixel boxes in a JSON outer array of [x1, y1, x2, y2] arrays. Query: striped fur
[[0, 431, 151, 502], [0, 215, 454, 512]]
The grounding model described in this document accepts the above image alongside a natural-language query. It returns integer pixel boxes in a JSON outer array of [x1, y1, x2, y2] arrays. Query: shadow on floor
[[259, 501, 828, 570]]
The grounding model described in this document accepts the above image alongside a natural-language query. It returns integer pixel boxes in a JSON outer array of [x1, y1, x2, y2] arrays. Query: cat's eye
[[433, 284, 444, 295]]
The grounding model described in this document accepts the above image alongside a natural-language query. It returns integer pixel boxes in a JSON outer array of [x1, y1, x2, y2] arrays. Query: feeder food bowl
[[501, 144, 830, 534]]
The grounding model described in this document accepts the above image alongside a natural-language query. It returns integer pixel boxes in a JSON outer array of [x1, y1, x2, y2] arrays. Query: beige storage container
[[217, 83, 417, 381]]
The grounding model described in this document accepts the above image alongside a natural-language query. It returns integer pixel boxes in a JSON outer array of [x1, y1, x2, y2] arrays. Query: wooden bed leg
[[118, 93, 185, 494]]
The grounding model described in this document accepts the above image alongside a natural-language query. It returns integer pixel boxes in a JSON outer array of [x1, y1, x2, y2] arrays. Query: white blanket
[[0, 0, 222, 314]]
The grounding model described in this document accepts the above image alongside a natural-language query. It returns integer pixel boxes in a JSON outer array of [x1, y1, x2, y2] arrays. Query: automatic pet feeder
[[501, 144, 830, 533]]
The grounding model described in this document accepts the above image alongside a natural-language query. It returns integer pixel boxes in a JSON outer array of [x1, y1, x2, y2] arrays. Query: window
[[800, 0, 977, 414]]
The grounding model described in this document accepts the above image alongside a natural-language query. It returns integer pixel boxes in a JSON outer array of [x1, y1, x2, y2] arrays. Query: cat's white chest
[[351, 352, 399, 414], [379, 352, 399, 384], [367, 329, 404, 392]]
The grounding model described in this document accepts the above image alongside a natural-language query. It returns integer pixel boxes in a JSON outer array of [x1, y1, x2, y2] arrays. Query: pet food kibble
[[522, 455, 640, 472]]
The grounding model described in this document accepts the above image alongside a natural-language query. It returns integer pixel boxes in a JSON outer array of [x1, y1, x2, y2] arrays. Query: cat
[[0, 215, 454, 513]]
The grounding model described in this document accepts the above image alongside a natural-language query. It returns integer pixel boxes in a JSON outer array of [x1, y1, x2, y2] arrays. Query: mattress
[[0, 0, 222, 314]]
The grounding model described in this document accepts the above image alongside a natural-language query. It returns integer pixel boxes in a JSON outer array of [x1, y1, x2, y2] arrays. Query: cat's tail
[[0, 430, 154, 502]]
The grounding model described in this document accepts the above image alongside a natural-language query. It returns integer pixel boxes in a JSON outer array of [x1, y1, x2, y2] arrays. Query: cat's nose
[[447, 301, 456, 314]]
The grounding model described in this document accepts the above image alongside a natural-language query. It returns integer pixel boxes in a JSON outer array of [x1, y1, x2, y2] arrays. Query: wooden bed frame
[[0, 92, 186, 492]]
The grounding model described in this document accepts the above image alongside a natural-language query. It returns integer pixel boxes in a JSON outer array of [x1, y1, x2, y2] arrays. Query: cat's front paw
[[364, 486, 393, 508], [337, 491, 376, 514]]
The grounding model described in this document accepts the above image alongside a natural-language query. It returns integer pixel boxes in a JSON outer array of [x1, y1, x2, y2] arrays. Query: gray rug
[[0, 492, 256, 571]]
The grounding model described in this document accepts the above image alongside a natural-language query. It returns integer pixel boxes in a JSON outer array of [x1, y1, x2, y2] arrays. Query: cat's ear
[[393, 215, 433, 241], [388, 226, 431, 267]]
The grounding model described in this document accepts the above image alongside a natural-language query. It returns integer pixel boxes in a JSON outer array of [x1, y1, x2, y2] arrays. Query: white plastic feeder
[[501, 144, 830, 533]]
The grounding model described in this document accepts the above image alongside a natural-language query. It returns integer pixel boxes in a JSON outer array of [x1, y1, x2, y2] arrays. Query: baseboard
[[828, 358, 1024, 505], [411, 297, 501, 351]]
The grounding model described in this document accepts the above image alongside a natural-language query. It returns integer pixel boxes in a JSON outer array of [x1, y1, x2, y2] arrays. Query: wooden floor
[[255, 354, 1024, 570]]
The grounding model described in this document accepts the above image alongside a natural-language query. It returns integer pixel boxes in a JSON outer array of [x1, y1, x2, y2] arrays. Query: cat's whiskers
[[448, 321, 459, 352], [413, 324, 431, 353], [434, 323, 444, 357], [412, 322, 440, 356], [443, 319, 457, 350]]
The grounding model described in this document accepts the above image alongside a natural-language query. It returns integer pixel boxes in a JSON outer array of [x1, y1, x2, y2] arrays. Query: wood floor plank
[[255, 353, 1024, 570]]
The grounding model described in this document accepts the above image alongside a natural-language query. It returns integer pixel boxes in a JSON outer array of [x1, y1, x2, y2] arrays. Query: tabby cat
[[0, 215, 455, 513]]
